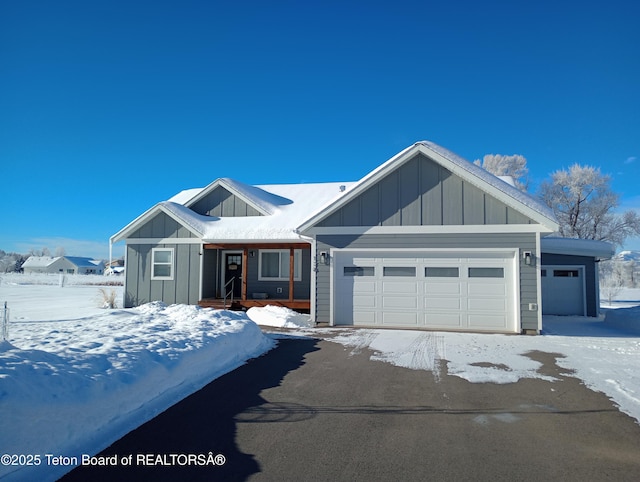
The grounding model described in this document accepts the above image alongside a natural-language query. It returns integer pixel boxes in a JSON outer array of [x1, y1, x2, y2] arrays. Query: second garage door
[[334, 250, 518, 332]]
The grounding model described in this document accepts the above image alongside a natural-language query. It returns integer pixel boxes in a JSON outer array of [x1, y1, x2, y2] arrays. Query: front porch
[[199, 298, 311, 312], [198, 242, 312, 313]]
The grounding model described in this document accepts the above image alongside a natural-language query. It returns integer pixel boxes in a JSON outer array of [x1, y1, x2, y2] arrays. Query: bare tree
[[539, 164, 640, 248], [55, 246, 66, 257], [474, 154, 529, 191], [599, 258, 627, 305]]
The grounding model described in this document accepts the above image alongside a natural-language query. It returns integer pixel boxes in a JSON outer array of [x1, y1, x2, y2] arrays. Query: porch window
[[152, 248, 174, 280], [259, 249, 302, 281]]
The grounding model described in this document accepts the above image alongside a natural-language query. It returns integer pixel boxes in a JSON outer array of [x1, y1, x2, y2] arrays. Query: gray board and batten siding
[[190, 186, 263, 217], [124, 211, 201, 308], [317, 153, 536, 228], [315, 233, 539, 331]]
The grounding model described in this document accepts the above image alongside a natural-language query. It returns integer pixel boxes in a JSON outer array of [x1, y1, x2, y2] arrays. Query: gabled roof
[[21, 256, 56, 268], [111, 181, 356, 243], [182, 178, 293, 216], [297, 141, 559, 232]]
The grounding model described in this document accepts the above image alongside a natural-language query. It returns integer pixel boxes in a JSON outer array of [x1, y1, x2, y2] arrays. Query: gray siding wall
[[315, 233, 539, 331], [318, 154, 534, 227], [129, 212, 198, 239], [541, 253, 597, 316], [191, 187, 262, 217], [125, 243, 200, 308]]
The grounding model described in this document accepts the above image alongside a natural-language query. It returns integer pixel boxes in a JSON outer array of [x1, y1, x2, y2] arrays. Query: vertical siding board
[[441, 170, 463, 225], [399, 157, 421, 225], [485, 196, 508, 224], [420, 156, 442, 225], [342, 197, 361, 226], [463, 182, 486, 225], [175, 244, 189, 304], [361, 185, 380, 226], [379, 171, 400, 226]]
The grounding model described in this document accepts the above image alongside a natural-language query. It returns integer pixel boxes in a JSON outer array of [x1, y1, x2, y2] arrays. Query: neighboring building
[[111, 141, 612, 333], [21, 256, 105, 275]]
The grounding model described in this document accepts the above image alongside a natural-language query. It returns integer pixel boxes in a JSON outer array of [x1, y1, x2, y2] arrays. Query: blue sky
[[1, 0, 639, 260]]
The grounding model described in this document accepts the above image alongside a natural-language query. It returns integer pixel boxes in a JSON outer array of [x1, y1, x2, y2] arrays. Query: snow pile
[[604, 306, 640, 334], [0, 299, 274, 481], [247, 305, 313, 328]]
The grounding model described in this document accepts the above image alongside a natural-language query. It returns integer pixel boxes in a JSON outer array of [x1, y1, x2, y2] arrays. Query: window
[[383, 266, 416, 277], [425, 267, 459, 278], [259, 249, 302, 281], [468, 267, 504, 278], [344, 266, 375, 277], [152, 248, 174, 280]]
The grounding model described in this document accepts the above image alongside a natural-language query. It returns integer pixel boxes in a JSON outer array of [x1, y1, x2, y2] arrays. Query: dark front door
[[224, 253, 243, 298]]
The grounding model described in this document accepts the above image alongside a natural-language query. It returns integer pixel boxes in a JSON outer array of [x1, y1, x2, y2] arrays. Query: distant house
[[111, 141, 613, 333], [21, 256, 105, 275]]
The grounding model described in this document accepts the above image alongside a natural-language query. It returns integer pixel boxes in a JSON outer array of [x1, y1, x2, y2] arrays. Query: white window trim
[[258, 249, 302, 281], [151, 247, 174, 281]]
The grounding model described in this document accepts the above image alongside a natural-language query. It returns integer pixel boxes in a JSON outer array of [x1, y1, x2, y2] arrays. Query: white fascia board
[[111, 204, 204, 244], [297, 144, 417, 232], [125, 238, 203, 245], [297, 142, 559, 234], [305, 224, 555, 236], [417, 143, 559, 231]]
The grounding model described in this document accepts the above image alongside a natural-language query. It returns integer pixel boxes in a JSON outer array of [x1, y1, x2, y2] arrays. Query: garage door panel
[[468, 283, 506, 296], [468, 298, 507, 311], [424, 282, 461, 295], [424, 312, 463, 327], [468, 314, 507, 329], [334, 250, 516, 332], [426, 297, 461, 310], [353, 295, 376, 308], [353, 311, 377, 324], [351, 281, 377, 293], [383, 296, 418, 309], [383, 312, 418, 325], [382, 281, 418, 293]]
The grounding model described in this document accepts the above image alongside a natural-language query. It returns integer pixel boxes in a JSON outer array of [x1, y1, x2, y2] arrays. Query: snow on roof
[[541, 237, 615, 260], [21, 256, 56, 268], [160, 181, 356, 242], [418, 141, 558, 225]]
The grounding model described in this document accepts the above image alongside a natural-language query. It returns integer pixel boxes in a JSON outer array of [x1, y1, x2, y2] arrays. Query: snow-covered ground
[[1, 273, 639, 481]]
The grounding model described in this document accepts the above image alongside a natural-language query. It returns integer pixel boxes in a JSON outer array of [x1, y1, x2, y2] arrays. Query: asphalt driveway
[[62, 332, 640, 481]]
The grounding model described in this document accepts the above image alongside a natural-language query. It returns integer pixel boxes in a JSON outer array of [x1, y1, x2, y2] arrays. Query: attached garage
[[540, 237, 615, 317], [333, 250, 518, 332]]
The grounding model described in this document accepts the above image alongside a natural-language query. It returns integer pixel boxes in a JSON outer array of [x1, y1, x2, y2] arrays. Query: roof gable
[[298, 142, 558, 232], [183, 178, 292, 216]]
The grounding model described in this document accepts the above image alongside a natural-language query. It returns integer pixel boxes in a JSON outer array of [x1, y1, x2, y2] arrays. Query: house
[[21, 256, 105, 275], [110, 141, 612, 333]]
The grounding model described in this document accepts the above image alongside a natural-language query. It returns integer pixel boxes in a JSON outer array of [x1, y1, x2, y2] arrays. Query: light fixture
[[319, 251, 328, 265], [523, 251, 533, 266]]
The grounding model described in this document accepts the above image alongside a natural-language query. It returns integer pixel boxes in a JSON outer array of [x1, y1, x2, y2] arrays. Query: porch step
[[198, 299, 242, 310]]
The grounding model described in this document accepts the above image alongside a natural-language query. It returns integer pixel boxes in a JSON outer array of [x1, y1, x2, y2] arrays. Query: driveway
[[62, 332, 640, 481]]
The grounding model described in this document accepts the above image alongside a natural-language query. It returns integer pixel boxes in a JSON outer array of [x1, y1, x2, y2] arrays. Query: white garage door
[[334, 250, 518, 332], [541, 266, 585, 316]]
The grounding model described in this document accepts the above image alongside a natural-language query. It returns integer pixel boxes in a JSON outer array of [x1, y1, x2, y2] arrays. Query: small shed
[[541, 237, 614, 316]]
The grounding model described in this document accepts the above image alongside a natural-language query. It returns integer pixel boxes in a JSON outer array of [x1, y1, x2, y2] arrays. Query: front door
[[224, 252, 243, 298]]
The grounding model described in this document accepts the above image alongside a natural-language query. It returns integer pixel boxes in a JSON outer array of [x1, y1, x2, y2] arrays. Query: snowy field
[[1, 273, 640, 481]]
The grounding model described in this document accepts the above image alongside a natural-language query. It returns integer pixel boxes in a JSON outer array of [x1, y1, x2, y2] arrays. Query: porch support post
[[242, 248, 248, 301], [289, 248, 295, 302]]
